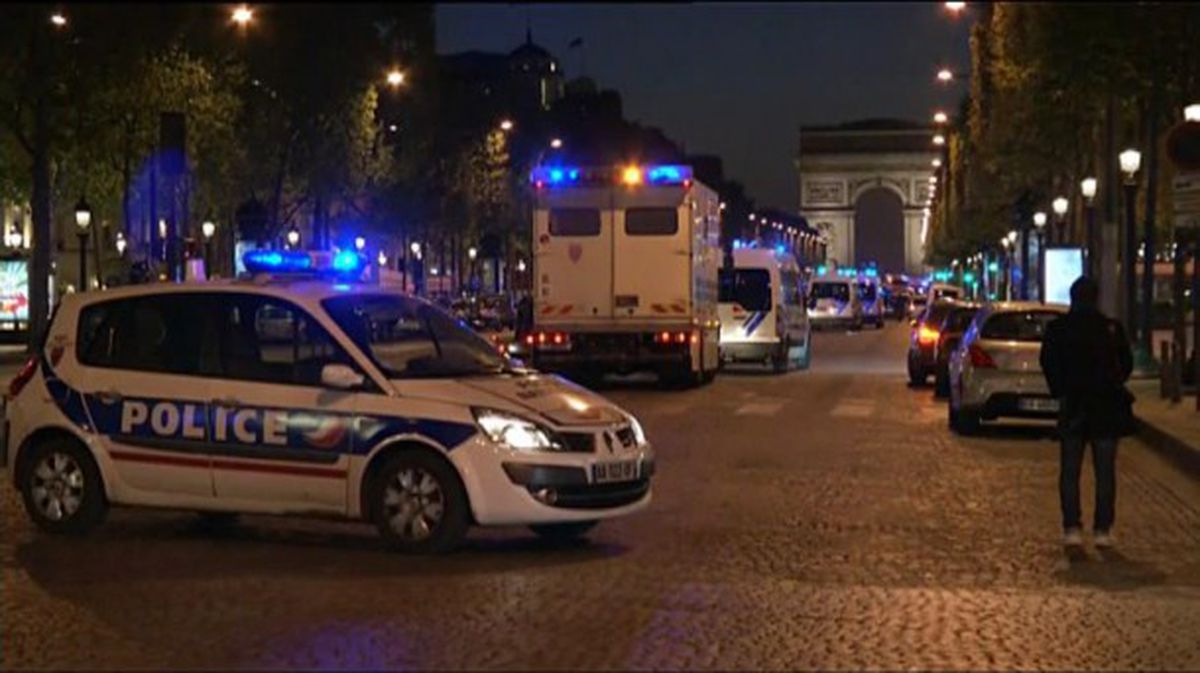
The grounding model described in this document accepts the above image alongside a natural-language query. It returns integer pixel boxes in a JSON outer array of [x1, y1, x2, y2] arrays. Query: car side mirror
[[321, 363, 365, 390]]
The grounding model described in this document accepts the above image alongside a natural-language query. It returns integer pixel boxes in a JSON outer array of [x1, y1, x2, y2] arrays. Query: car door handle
[[210, 397, 242, 408], [95, 390, 123, 405]]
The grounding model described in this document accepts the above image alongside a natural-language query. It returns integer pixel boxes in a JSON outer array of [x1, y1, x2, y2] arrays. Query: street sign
[[1174, 173, 1200, 229]]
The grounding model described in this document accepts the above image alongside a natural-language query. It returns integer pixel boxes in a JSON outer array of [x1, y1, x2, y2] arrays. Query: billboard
[[1043, 247, 1083, 306], [0, 259, 29, 323]]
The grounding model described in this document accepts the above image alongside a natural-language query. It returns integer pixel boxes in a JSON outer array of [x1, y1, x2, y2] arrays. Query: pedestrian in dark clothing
[[1039, 277, 1133, 549]]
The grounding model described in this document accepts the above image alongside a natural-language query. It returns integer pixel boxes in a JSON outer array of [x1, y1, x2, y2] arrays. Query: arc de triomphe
[[796, 120, 936, 276]]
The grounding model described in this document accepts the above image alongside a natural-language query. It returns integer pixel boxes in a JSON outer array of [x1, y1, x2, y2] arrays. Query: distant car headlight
[[473, 408, 563, 452], [628, 414, 648, 446]]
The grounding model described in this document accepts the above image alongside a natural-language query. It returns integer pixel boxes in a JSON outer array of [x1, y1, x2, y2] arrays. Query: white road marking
[[735, 402, 784, 416], [830, 404, 873, 418]]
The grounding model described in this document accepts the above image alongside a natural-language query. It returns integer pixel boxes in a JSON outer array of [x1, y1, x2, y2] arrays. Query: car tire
[[907, 360, 926, 386], [772, 339, 790, 374], [369, 450, 470, 554], [934, 371, 951, 398], [950, 406, 981, 435], [19, 437, 107, 536], [529, 520, 598, 542]]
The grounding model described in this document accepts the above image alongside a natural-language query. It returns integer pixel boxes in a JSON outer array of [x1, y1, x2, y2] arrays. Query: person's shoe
[[1063, 528, 1084, 547], [1093, 530, 1116, 549]]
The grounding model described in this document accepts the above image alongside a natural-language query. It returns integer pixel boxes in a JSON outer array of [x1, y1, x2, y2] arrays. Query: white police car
[[3, 251, 653, 553]]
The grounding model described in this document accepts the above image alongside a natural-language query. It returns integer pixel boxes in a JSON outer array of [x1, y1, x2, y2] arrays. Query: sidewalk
[[1130, 379, 1200, 476]]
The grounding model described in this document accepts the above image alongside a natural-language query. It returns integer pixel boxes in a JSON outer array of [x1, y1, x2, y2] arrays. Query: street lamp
[[932, 158, 942, 168], [1033, 211, 1048, 302], [932, 134, 946, 146], [1120, 147, 1141, 340], [945, 1, 966, 12], [231, 5, 253, 27], [115, 232, 127, 256], [410, 241, 422, 258], [550, 138, 563, 149], [385, 68, 406, 88], [1184, 103, 1200, 122], [1080, 177, 1098, 275], [1051, 196, 1068, 245], [201, 220, 216, 273], [286, 226, 300, 249], [499, 119, 514, 132], [74, 197, 92, 291], [50, 12, 67, 27], [933, 111, 948, 124], [354, 236, 366, 252], [377, 250, 388, 268]]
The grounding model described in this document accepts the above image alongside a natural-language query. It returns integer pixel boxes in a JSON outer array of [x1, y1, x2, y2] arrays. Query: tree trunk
[[28, 24, 52, 350]]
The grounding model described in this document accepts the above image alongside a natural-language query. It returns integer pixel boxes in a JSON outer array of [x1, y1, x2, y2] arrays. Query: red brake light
[[8, 355, 38, 398], [968, 343, 997, 369], [917, 325, 940, 345]]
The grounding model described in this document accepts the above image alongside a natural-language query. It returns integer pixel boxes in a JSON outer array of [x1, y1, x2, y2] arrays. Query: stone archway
[[853, 187, 905, 272]]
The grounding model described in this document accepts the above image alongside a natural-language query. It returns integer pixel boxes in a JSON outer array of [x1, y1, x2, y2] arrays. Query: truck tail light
[[9, 355, 38, 399], [533, 331, 571, 350], [968, 343, 996, 369], [653, 331, 694, 345]]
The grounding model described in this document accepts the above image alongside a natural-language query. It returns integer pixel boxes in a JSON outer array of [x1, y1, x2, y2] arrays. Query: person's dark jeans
[[1060, 434, 1118, 532]]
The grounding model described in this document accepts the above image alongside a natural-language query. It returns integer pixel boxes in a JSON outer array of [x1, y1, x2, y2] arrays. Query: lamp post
[[74, 197, 92, 292], [115, 232, 127, 257], [1051, 196, 1068, 246], [286, 226, 300, 250], [1033, 211, 1048, 302], [201, 219, 216, 275], [354, 236, 366, 253], [1080, 177, 1098, 276], [1120, 147, 1141, 342], [468, 246, 478, 293]]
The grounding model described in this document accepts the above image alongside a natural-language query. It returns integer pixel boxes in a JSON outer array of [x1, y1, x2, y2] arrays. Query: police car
[[3, 251, 654, 553]]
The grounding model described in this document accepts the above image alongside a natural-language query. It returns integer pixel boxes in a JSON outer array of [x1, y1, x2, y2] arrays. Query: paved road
[[3, 324, 1198, 670]]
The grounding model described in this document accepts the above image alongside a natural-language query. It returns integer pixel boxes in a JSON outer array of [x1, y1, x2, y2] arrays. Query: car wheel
[[20, 437, 107, 536], [907, 360, 926, 386], [950, 407, 981, 435], [934, 371, 951, 398], [529, 520, 598, 542], [772, 339, 790, 374], [370, 451, 469, 554]]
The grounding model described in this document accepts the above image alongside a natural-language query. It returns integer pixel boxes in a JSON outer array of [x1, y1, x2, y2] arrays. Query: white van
[[857, 275, 885, 329], [808, 274, 863, 330], [717, 246, 811, 372]]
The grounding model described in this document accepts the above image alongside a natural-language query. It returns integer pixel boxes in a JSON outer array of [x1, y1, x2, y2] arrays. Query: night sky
[[436, 2, 971, 211]]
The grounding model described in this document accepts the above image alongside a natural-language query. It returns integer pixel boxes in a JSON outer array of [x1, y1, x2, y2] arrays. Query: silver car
[[947, 302, 1068, 434]]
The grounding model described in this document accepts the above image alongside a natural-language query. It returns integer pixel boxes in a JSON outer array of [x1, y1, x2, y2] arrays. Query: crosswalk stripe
[[734, 402, 784, 416]]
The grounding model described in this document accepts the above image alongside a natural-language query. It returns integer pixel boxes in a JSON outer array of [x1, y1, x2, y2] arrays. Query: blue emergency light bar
[[532, 164, 693, 188], [243, 250, 364, 277]]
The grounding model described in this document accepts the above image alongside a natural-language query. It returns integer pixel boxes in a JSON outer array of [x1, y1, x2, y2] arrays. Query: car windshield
[[980, 310, 1061, 342], [323, 294, 506, 378], [811, 282, 850, 301], [857, 283, 877, 301], [941, 307, 979, 332], [719, 268, 771, 311]]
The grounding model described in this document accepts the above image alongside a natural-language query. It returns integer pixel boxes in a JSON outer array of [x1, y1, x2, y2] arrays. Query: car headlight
[[628, 414, 648, 446], [472, 408, 563, 452]]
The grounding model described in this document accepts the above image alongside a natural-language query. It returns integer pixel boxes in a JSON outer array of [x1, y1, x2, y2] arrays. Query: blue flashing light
[[816, 265, 827, 276], [332, 250, 363, 272], [244, 250, 310, 272], [775, 244, 786, 255], [865, 268, 878, 278], [646, 165, 690, 184], [732, 239, 744, 249]]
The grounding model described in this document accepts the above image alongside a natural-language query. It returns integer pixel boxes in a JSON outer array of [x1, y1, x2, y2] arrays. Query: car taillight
[[8, 355, 38, 399], [968, 343, 997, 369], [653, 331, 695, 345], [917, 325, 939, 345]]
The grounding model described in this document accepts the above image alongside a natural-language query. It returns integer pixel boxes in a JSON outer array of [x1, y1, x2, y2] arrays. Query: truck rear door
[[534, 188, 614, 323], [612, 189, 689, 320]]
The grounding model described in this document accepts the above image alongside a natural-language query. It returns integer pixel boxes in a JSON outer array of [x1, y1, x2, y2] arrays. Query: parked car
[[947, 302, 1069, 434], [932, 303, 981, 397], [906, 299, 959, 386]]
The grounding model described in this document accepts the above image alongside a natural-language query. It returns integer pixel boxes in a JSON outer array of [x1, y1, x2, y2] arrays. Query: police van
[[807, 269, 864, 331], [717, 245, 811, 372], [3, 251, 654, 553], [856, 272, 885, 329]]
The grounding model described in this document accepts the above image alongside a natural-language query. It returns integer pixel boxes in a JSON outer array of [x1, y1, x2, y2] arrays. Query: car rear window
[[811, 282, 850, 301], [719, 268, 771, 311], [549, 208, 601, 236], [980, 310, 1060, 342], [624, 208, 678, 236], [923, 302, 955, 326], [942, 307, 979, 332]]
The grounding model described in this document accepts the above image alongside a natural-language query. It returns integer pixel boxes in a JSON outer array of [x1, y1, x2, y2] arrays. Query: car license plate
[[592, 460, 638, 484], [1018, 397, 1059, 412]]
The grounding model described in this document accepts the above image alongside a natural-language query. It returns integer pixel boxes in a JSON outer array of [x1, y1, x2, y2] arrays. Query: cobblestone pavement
[[3, 324, 1198, 670]]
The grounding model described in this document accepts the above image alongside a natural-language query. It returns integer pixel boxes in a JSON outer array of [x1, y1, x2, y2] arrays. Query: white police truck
[[3, 251, 654, 553], [717, 244, 811, 372]]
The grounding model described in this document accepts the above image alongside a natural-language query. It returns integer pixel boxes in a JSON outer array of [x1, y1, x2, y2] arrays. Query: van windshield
[[719, 269, 771, 311], [811, 282, 850, 302]]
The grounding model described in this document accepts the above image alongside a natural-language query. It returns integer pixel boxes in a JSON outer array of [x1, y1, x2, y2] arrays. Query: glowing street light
[[231, 5, 253, 26], [932, 134, 946, 146], [550, 138, 563, 149], [1033, 211, 1047, 229], [286, 227, 300, 248], [354, 236, 366, 251], [50, 13, 67, 27], [936, 68, 954, 83], [1052, 196, 1069, 219], [115, 232, 127, 256], [945, 1, 966, 12], [499, 119, 514, 132], [932, 158, 942, 168], [468, 246, 478, 261], [933, 111, 948, 124], [386, 69, 406, 87], [1119, 147, 1142, 181], [1080, 177, 1097, 202], [377, 250, 388, 267], [1185, 103, 1200, 122], [201, 220, 216, 240]]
